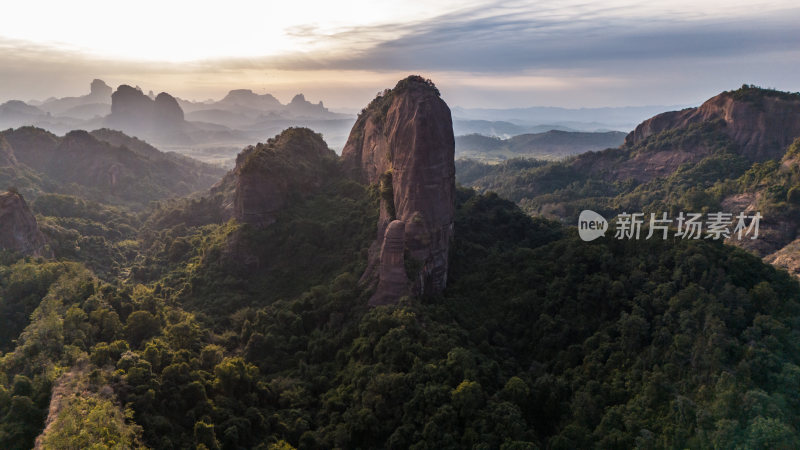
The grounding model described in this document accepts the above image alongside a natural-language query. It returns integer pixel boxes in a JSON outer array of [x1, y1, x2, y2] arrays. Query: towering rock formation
[[626, 86, 800, 162], [153, 93, 185, 125], [107, 86, 189, 143], [108, 85, 155, 135], [89, 79, 113, 100], [0, 191, 49, 257], [341, 76, 455, 305]]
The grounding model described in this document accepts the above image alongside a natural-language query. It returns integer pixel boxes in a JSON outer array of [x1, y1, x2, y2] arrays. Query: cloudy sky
[[2, 0, 799, 109]]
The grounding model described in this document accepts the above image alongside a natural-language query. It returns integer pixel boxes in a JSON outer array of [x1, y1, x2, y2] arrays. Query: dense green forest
[[2, 177, 800, 448], [2, 85, 800, 449]]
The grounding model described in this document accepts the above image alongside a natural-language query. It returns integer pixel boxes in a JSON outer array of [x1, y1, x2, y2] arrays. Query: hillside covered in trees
[[0, 80, 799, 449]]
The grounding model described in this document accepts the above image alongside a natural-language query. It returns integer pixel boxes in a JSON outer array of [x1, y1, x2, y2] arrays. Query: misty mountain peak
[[90, 79, 112, 98], [154, 92, 184, 123], [285, 93, 329, 116], [108, 86, 188, 142], [220, 89, 281, 109]]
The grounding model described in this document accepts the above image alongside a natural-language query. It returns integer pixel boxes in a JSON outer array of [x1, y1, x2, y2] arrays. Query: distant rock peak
[[220, 89, 281, 108], [90, 79, 112, 98], [107, 86, 187, 142]]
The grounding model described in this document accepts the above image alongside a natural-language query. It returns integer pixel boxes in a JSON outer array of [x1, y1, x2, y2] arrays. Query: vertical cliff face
[[625, 87, 800, 162], [0, 191, 50, 257], [341, 76, 455, 305]]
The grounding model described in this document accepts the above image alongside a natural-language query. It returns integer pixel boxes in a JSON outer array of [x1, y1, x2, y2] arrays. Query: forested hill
[[0, 126, 225, 207], [0, 80, 799, 449]]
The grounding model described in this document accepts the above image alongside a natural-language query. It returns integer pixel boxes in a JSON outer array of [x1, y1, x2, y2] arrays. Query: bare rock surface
[[342, 76, 455, 304]]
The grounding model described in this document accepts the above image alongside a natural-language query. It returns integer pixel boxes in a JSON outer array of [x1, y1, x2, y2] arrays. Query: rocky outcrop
[[0, 191, 49, 257], [370, 220, 411, 305], [286, 94, 330, 117], [341, 76, 455, 305], [90, 79, 112, 99], [108, 85, 155, 135], [153, 93, 184, 125], [228, 127, 336, 226], [107, 86, 189, 143], [765, 239, 800, 278], [625, 87, 800, 162]]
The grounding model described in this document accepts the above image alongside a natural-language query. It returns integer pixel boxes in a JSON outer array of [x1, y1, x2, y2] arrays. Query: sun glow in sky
[[2, 0, 473, 61], [1, 0, 800, 108]]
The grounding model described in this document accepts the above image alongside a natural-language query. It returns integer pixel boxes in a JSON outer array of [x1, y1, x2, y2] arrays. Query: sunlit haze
[[2, 0, 800, 108]]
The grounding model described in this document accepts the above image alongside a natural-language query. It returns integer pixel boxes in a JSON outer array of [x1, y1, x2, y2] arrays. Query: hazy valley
[[2, 79, 669, 169]]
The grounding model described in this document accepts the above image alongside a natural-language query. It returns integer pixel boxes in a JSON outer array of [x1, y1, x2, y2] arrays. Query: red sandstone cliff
[[341, 76, 455, 305], [626, 87, 800, 162]]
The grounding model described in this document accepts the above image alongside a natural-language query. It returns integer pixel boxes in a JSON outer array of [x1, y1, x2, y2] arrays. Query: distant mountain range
[[452, 104, 686, 134], [0, 80, 357, 166], [0, 80, 681, 166], [456, 130, 626, 161]]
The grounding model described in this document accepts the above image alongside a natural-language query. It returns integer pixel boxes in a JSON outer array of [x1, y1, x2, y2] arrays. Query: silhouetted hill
[[106, 85, 192, 144], [0, 126, 224, 206], [39, 79, 112, 116], [0, 100, 47, 129]]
